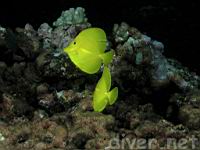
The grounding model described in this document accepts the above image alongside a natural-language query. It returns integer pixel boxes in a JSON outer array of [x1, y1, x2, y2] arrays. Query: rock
[[179, 105, 200, 129], [36, 83, 49, 95]]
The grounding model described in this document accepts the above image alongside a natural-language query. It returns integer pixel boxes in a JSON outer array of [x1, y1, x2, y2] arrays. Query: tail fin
[[107, 87, 118, 105], [99, 50, 114, 66]]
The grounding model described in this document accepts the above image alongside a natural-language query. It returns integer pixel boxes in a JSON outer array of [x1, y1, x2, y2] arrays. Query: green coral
[[53, 7, 88, 27]]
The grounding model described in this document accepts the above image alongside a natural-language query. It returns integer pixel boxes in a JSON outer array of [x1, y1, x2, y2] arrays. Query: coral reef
[[1, 7, 200, 150], [112, 22, 199, 91]]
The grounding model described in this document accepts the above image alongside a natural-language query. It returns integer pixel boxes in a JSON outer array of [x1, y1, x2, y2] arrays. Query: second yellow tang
[[64, 28, 114, 74], [93, 66, 118, 112]]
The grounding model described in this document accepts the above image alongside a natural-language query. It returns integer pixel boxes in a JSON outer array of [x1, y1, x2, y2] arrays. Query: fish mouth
[[64, 46, 74, 53]]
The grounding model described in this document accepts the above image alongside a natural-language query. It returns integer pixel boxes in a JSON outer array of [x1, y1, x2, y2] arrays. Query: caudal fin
[[107, 87, 118, 105], [100, 50, 114, 66]]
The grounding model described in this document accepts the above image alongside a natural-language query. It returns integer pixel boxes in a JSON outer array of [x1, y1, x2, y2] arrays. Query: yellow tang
[[64, 28, 114, 74], [93, 66, 118, 112]]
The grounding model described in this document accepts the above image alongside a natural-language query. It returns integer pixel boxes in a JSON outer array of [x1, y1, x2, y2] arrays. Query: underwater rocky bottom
[[0, 7, 200, 150]]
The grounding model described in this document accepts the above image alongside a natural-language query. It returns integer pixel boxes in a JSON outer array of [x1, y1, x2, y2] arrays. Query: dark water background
[[0, 0, 199, 73]]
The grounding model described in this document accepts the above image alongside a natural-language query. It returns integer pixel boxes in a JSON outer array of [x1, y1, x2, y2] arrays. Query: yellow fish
[[64, 28, 114, 74], [93, 66, 118, 112]]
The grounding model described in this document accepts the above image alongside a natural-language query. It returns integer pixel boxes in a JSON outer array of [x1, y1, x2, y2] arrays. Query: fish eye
[[74, 41, 76, 45]]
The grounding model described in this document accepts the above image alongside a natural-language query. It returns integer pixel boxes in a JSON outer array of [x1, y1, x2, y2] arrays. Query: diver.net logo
[[105, 135, 198, 149]]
